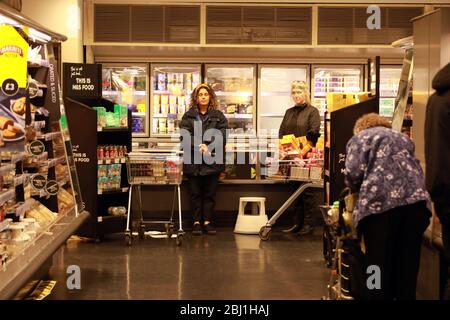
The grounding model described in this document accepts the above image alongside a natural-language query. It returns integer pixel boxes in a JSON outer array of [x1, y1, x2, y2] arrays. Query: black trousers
[[291, 183, 316, 228], [358, 201, 430, 300], [186, 174, 219, 223]]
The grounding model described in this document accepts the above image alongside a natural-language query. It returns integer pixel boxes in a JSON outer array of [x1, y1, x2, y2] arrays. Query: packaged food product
[[114, 104, 128, 127], [157, 73, 166, 91], [158, 119, 167, 133], [160, 104, 169, 115]]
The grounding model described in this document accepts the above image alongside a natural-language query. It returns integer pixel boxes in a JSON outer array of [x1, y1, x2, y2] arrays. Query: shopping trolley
[[125, 152, 184, 246], [319, 188, 366, 300], [258, 158, 324, 241]]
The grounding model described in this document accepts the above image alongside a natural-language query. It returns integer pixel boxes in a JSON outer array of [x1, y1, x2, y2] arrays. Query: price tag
[[31, 174, 47, 191], [45, 180, 59, 196], [28, 140, 46, 156]]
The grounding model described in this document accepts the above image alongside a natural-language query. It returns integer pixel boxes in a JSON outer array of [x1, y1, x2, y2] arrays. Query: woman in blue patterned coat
[[345, 113, 431, 300]]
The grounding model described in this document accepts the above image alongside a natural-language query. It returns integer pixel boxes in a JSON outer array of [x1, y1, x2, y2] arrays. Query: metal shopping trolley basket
[[258, 158, 324, 240], [125, 152, 184, 246], [319, 188, 367, 300]]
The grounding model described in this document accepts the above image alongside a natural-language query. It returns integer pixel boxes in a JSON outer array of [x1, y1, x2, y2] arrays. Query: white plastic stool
[[234, 197, 268, 234]]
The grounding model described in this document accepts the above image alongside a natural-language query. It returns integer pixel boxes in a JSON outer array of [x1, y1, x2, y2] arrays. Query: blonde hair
[[353, 113, 392, 135], [291, 80, 311, 105]]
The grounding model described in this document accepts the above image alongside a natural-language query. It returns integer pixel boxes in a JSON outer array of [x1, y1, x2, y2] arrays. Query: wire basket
[[126, 153, 183, 185], [263, 158, 324, 182]]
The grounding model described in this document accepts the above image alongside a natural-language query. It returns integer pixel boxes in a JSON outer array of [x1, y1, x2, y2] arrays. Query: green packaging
[[114, 104, 128, 128], [93, 106, 106, 128], [105, 112, 116, 127]]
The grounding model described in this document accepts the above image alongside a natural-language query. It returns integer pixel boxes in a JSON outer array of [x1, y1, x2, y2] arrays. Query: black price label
[[28, 140, 45, 156], [1, 78, 19, 96], [63, 63, 101, 99], [31, 174, 47, 190], [45, 180, 59, 196]]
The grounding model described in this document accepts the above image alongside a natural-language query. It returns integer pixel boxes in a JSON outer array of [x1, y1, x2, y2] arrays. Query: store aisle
[[47, 229, 330, 300]]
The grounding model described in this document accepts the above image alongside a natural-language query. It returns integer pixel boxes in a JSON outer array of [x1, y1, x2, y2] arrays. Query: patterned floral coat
[[345, 126, 431, 227]]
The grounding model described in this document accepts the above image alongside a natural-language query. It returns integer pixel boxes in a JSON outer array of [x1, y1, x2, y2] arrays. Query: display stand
[[64, 97, 132, 240], [0, 7, 88, 299]]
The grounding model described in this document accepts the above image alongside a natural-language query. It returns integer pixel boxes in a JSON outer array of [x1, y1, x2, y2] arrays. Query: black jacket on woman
[[278, 103, 321, 145], [425, 62, 450, 212], [180, 108, 228, 176]]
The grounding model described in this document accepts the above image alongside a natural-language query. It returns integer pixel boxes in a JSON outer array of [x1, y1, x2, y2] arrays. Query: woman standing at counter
[[180, 84, 228, 236], [279, 80, 321, 235]]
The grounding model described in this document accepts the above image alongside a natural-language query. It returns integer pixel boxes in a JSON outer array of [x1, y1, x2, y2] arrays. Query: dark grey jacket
[[425, 62, 450, 210], [180, 108, 228, 176], [278, 103, 321, 144]]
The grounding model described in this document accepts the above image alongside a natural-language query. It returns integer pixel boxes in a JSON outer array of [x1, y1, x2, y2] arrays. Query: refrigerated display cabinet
[[312, 66, 364, 135], [150, 64, 201, 138], [380, 65, 402, 118], [102, 64, 149, 137], [258, 65, 309, 137], [205, 64, 256, 137]]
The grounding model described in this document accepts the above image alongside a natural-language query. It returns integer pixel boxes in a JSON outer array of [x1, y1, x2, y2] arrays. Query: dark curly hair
[[189, 83, 219, 111]]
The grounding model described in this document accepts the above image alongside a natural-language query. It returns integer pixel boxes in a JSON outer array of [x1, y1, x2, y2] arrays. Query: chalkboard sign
[[63, 63, 102, 99]]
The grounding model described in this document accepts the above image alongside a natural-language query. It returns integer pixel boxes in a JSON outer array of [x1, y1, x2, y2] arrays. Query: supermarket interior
[[0, 0, 450, 304]]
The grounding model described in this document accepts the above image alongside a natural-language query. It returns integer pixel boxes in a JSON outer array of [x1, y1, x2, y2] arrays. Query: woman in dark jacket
[[180, 83, 228, 235], [345, 113, 431, 300], [279, 80, 321, 235]]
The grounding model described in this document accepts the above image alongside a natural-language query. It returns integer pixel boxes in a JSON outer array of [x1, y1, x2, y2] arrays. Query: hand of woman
[[199, 144, 210, 155]]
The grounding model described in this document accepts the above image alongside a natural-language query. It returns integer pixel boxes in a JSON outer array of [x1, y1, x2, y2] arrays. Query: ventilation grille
[[94, 4, 200, 43], [94, 5, 130, 42], [318, 6, 422, 45], [206, 6, 312, 44]]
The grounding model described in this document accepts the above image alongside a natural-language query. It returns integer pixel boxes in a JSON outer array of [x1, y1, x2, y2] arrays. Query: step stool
[[234, 197, 268, 234]]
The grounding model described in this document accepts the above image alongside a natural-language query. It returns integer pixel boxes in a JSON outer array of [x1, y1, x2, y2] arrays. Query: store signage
[[45, 180, 59, 196], [63, 63, 102, 99], [28, 140, 45, 156], [45, 56, 62, 121], [31, 174, 47, 191]]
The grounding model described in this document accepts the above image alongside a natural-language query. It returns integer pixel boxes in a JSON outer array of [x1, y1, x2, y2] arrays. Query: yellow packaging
[[327, 93, 357, 112], [0, 25, 28, 89], [316, 137, 325, 149], [280, 134, 300, 150], [356, 92, 371, 103]]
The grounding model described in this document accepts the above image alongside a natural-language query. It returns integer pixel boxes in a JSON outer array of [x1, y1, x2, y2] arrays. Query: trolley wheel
[[176, 232, 183, 246], [166, 223, 174, 239], [138, 224, 146, 240], [259, 226, 272, 241], [125, 232, 132, 246]]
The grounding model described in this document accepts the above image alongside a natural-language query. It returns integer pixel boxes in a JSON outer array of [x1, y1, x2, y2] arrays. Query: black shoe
[[282, 224, 301, 234], [203, 224, 216, 235], [192, 224, 202, 236], [297, 225, 314, 235]]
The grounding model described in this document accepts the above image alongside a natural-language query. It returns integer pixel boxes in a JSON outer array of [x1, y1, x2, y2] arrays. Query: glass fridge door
[[258, 65, 309, 138], [380, 65, 402, 118], [102, 64, 148, 137], [205, 64, 256, 137], [312, 65, 364, 135], [151, 64, 201, 137]]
